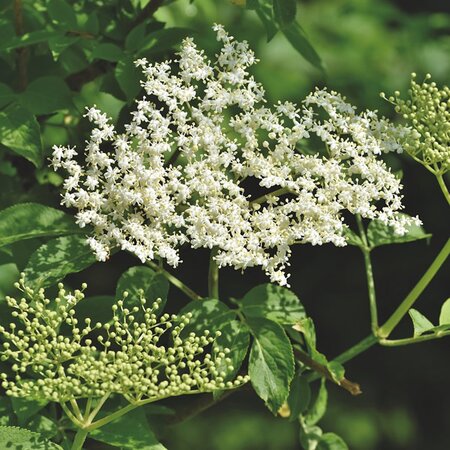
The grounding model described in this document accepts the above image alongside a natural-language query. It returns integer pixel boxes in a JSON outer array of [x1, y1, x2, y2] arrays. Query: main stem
[[356, 215, 378, 332], [378, 238, 450, 338], [208, 248, 219, 299], [71, 429, 88, 450], [436, 174, 450, 205]]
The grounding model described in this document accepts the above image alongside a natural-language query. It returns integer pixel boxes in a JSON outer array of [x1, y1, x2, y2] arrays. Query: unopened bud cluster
[[0, 278, 247, 403], [53, 25, 419, 286], [382, 74, 449, 174]]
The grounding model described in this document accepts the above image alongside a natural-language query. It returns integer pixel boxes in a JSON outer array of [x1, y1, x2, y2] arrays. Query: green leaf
[[48, 35, 80, 60], [115, 56, 142, 101], [317, 433, 349, 450], [26, 415, 58, 440], [439, 298, 450, 326], [0, 426, 62, 449], [0, 83, 16, 109], [214, 320, 250, 386], [252, 0, 279, 41], [0, 203, 79, 247], [47, 0, 77, 28], [75, 295, 116, 324], [179, 299, 249, 391], [247, 317, 295, 413], [90, 408, 166, 450], [408, 309, 434, 336], [92, 43, 124, 62], [115, 266, 169, 311], [299, 418, 323, 450], [0, 103, 42, 167], [305, 379, 327, 426], [0, 30, 63, 51], [179, 298, 236, 335], [20, 76, 72, 115], [11, 398, 48, 426], [240, 283, 306, 324], [342, 228, 364, 248], [125, 23, 147, 52], [23, 235, 97, 288], [139, 28, 192, 54], [366, 214, 431, 249], [0, 397, 13, 426], [287, 374, 311, 420], [282, 22, 324, 71], [273, 0, 297, 27]]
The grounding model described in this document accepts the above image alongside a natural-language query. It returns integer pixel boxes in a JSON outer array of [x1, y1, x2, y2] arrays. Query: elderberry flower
[[0, 277, 247, 403], [52, 25, 419, 286]]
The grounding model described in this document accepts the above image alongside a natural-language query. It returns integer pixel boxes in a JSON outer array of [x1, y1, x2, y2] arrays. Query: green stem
[[61, 402, 83, 428], [71, 429, 89, 450], [436, 174, 450, 205], [333, 333, 379, 365], [380, 329, 450, 347], [252, 187, 291, 205], [208, 248, 219, 299], [378, 238, 450, 338], [306, 334, 378, 382], [86, 403, 138, 431], [146, 261, 202, 301], [356, 215, 378, 332]]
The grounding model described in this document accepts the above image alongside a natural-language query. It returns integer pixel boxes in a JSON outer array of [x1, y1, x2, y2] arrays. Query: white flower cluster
[[52, 25, 418, 286], [0, 278, 246, 403]]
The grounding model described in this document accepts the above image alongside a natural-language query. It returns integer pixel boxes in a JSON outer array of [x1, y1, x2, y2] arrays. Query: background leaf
[[115, 266, 169, 311], [23, 235, 96, 287], [317, 433, 349, 450], [0, 426, 62, 449], [10, 398, 47, 426], [19, 76, 72, 115], [0, 103, 42, 167], [305, 379, 328, 426], [92, 43, 124, 62], [273, 0, 297, 27], [90, 408, 166, 450], [367, 214, 431, 249], [240, 283, 306, 324], [282, 22, 324, 71], [247, 317, 295, 413], [0, 203, 79, 247]]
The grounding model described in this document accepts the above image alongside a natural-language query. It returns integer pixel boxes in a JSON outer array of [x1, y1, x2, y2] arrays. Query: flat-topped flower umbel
[[52, 25, 419, 286]]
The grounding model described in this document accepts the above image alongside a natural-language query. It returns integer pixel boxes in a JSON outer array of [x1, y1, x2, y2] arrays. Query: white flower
[[52, 26, 419, 286]]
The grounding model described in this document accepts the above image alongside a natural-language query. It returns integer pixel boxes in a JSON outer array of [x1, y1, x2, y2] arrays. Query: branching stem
[[146, 260, 202, 301], [378, 238, 450, 338]]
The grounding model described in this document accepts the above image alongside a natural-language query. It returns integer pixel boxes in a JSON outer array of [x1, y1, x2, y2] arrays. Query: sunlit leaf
[[0, 426, 62, 449], [408, 309, 434, 336], [240, 283, 306, 324], [23, 235, 97, 287], [439, 298, 450, 326], [0, 203, 79, 247], [0, 103, 42, 167], [247, 317, 295, 413]]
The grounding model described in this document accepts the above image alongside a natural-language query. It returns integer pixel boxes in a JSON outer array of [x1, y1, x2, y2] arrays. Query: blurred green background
[[1, 0, 449, 448]]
